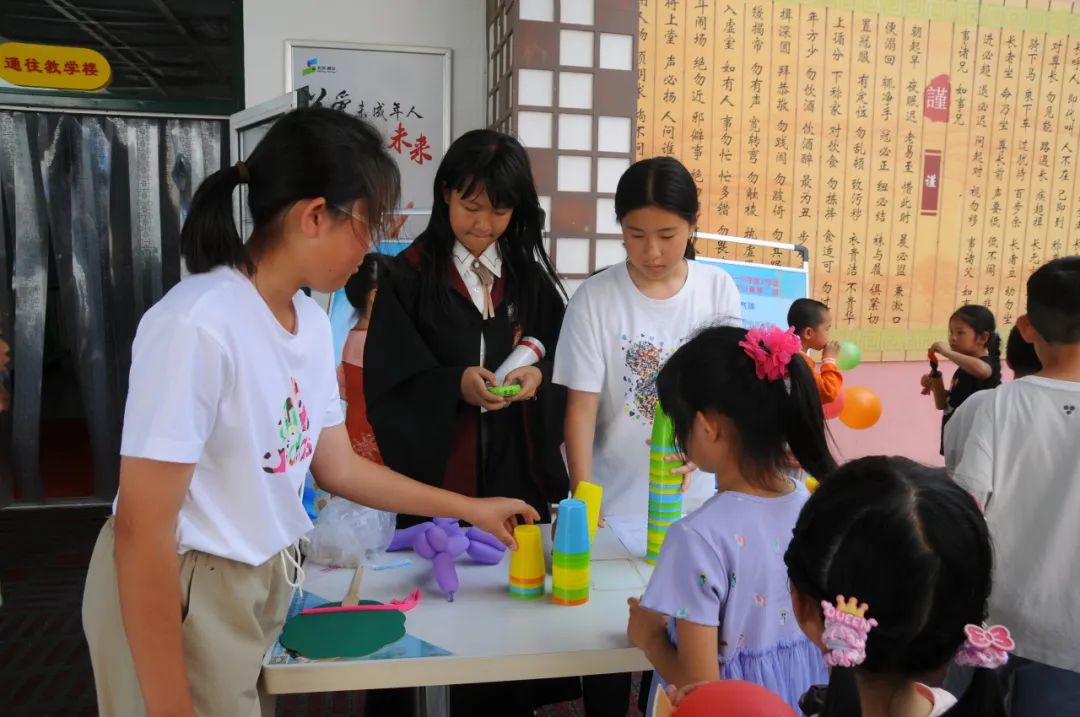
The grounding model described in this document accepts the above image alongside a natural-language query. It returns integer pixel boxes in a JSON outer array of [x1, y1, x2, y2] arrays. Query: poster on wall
[[698, 258, 809, 331], [636, 0, 1080, 360], [695, 233, 810, 330], [286, 41, 446, 355], [286, 40, 450, 240]]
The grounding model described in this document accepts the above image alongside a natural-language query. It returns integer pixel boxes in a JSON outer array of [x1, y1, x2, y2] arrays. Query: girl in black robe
[[364, 129, 576, 714], [365, 129, 568, 525]]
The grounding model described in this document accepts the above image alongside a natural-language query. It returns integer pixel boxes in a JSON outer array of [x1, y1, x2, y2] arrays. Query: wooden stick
[[342, 566, 364, 607]]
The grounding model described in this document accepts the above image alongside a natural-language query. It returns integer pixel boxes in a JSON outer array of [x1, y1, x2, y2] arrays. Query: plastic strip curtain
[[0, 111, 223, 502]]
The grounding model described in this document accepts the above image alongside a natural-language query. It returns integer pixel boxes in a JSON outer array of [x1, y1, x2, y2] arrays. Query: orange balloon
[[838, 386, 882, 430], [672, 681, 797, 717]]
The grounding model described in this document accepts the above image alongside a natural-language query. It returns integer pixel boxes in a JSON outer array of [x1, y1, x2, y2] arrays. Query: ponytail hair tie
[[738, 325, 802, 382], [234, 160, 250, 185], [956, 624, 1014, 669], [821, 595, 878, 668]]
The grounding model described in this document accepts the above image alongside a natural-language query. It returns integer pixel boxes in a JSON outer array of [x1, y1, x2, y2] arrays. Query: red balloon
[[674, 681, 797, 717], [823, 389, 846, 421]]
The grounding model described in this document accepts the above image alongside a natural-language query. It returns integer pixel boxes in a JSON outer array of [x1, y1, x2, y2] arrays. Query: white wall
[[243, 0, 487, 136]]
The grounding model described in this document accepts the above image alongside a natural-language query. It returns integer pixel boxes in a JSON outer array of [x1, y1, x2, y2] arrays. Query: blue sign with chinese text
[[697, 257, 809, 330]]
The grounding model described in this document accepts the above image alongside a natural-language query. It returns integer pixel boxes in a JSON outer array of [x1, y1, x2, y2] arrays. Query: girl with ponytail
[[626, 324, 834, 713], [921, 304, 1002, 455], [785, 456, 1009, 717], [82, 108, 538, 717]]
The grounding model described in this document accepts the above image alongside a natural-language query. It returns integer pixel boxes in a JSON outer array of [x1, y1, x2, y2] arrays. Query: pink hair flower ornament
[[739, 325, 803, 382]]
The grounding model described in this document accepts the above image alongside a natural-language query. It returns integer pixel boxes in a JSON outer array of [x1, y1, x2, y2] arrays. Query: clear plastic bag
[[304, 498, 396, 568]]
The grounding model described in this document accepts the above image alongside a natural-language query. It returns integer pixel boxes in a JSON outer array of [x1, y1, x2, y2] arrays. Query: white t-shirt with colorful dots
[[553, 260, 741, 518]]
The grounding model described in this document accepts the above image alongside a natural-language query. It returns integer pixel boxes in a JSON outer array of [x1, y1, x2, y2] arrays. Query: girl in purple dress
[[627, 324, 835, 711]]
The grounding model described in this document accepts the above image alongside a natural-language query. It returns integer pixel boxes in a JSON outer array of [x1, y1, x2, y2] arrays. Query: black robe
[[364, 241, 569, 527]]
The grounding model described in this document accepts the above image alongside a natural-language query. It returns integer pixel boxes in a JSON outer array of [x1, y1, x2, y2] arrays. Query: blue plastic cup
[[553, 498, 590, 554]]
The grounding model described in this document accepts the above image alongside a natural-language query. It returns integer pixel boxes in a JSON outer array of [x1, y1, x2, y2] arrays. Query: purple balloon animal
[[387, 518, 506, 601]]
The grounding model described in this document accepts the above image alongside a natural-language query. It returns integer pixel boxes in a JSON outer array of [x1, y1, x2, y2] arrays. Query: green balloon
[[836, 341, 862, 371]]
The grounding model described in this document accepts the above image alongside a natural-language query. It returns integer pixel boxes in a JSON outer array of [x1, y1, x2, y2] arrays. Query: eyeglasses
[[332, 204, 369, 225], [334, 204, 414, 241]]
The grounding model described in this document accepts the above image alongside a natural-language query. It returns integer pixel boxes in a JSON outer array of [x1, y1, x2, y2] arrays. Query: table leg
[[412, 685, 450, 717]]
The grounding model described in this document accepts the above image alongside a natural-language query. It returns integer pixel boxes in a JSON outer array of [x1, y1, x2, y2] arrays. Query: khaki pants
[[82, 517, 293, 717]]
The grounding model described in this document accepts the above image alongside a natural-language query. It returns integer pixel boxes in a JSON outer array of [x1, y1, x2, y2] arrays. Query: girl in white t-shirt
[[553, 156, 740, 714], [81, 108, 538, 717], [555, 157, 741, 519], [783, 457, 1010, 717]]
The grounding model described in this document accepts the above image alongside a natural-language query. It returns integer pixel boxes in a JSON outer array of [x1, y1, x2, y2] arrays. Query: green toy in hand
[[488, 384, 522, 398]]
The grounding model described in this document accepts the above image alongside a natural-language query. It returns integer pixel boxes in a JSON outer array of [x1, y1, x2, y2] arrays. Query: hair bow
[[739, 325, 803, 382], [956, 624, 1014, 669]]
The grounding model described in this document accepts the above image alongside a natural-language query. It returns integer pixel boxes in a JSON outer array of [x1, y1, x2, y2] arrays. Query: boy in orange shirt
[[787, 298, 843, 405]]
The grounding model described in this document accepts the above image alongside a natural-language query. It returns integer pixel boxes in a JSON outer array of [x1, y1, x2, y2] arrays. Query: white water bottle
[[494, 337, 546, 385]]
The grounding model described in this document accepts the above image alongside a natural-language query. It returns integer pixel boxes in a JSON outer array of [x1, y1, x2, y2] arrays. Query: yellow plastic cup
[[508, 524, 545, 589], [572, 481, 604, 544]]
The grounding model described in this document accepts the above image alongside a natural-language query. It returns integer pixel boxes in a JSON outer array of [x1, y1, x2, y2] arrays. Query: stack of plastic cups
[[551, 498, 590, 606], [646, 404, 684, 565], [572, 481, 603, 545], [508, 524, 545, 599]]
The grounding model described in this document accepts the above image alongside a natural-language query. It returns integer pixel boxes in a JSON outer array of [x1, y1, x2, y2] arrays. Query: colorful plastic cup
[[552, 498, 590, 605], [552, 499, 589, 555], [508, 524, 545, 599]]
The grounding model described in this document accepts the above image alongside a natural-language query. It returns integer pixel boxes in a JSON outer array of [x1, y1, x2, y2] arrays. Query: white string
[[279, 539, 306, 598]]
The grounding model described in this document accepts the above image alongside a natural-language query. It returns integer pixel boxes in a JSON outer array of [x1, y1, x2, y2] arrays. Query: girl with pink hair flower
[[627, 324, 836, 712]]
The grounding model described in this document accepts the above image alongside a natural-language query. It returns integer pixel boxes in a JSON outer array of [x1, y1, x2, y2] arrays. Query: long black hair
[[655, 325, 836, 484], [951, 305, 1001, 359], [412, 129, 563, 332], [614, 156, 698, 260], [180, 107, 400, 275], [344, 252, 393, 317], [785, 457, 1005, 717]]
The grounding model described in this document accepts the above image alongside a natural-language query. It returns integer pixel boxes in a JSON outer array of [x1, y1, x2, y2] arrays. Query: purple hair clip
[[956, 624, 1014, 669], [821, 595, 878, 668], [739, 325, 803, 382]]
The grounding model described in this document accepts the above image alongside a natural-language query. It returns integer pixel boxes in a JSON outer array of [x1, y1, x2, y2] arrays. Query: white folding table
[[261, 524, 654, 716]]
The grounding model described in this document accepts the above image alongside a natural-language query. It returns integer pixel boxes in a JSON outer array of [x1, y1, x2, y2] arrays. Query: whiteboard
[[285, 41, 451, 218]]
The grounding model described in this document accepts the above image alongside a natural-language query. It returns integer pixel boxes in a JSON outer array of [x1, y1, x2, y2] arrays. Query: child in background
[[921, 305, 1002, 454], [627, 324, 833, 712], [338, 252, 393, 463], [787, 298, 843, 405], [954, 256, 1080, 716], [785, 456, 1007, 717], [943, 325, 1041, 473]]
